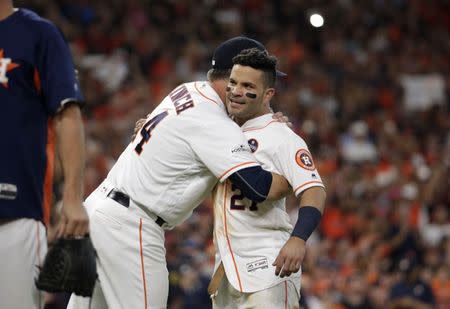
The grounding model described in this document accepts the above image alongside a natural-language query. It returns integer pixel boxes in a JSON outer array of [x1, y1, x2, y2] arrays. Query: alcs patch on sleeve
[[247, 138, 258, 153], [295, 149, 316, 170]]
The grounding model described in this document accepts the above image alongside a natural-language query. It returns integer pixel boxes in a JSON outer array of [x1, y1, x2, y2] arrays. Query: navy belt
[[107, 189, 166, 227]]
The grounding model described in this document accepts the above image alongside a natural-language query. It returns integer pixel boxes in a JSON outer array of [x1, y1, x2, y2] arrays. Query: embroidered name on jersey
[[169, 85, 194, 114]]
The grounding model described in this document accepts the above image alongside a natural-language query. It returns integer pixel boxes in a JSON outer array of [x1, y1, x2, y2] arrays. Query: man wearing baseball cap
[[67, 36, 291, 309], [210, 36, 287, 77]]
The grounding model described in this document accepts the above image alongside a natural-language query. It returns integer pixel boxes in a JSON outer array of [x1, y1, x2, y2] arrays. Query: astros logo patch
[[0, 49, 20, 88], [248, 139, 258, 153], [295, 149, 315, 170]]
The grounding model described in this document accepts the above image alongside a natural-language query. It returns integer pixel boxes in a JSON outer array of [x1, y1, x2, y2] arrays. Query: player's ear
[[263, 88, 275, 103]]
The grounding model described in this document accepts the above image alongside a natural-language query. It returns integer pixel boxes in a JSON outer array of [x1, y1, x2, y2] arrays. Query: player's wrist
[[62, 184, 84, 200], [62, 193, 83, 206], [289, 235, 306, 243], [291, 206, 322, 241]]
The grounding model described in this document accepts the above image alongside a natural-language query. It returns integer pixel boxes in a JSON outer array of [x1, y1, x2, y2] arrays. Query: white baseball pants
[[212, 275, 300, 309], [67, 184, 169, 309], [0, 218, 47, 309]]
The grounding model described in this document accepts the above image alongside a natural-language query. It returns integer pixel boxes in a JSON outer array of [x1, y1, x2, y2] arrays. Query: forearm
[[266, 172, 290, 201], [292, 186, 326, 241], [298, 186, 326, 213], [55, 104, 85, 203]]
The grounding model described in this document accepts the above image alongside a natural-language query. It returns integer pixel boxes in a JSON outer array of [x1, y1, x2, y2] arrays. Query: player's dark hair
[[207, 68, 231, 82], [232, 48, 277, 87]]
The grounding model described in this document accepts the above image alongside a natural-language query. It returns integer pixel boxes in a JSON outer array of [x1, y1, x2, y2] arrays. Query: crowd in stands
[[23, 0, 449, 308]]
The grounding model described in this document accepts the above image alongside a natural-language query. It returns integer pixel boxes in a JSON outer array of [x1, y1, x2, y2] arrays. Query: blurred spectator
[[340, 121, 378, 164], [419, 204, 450, 247], [388, 256, 436, 309], [338, 273, 376, 309], [400, 74, 446, 112], [170, 264, 211, 309], [79, 48, 130, 93]]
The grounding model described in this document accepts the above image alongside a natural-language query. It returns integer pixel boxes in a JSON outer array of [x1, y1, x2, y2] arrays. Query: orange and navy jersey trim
[[218, 161, 259, 182], [293, 180, 324, 196], [33, 68, 41, 93], [0, 49, 20, 88]]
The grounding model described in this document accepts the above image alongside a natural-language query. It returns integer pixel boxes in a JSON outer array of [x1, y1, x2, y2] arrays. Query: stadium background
[[21, 0, 449, 308]]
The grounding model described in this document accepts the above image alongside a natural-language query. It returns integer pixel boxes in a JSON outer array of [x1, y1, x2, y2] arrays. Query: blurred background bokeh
[[21, 0, 449, 308]]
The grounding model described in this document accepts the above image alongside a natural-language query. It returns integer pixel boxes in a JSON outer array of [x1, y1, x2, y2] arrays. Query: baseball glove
[[35, 236, 97, 297]]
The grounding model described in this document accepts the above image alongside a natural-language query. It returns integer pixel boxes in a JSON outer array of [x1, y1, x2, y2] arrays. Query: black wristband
[[291, 206, 322, 241]]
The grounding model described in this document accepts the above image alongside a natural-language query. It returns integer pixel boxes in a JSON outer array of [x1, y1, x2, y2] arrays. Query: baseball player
[[210, 49, 326, 308], [0, 1, 88, 309], [67, 37, 290, 309]]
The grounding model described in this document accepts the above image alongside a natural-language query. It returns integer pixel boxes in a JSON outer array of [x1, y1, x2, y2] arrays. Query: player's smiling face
[[226, 64, 274, 125]]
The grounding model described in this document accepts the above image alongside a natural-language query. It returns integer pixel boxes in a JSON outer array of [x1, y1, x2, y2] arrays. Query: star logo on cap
[[0, 49, 20, 88]]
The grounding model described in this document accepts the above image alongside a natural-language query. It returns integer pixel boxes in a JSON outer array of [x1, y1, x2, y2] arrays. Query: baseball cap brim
[[276, 70, 287, 77]]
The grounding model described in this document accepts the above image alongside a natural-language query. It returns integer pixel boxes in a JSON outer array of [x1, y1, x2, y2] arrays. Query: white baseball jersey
[[107, 81, 259, 228], [67, 81, 263, 309], [213, 113, 324, 293]]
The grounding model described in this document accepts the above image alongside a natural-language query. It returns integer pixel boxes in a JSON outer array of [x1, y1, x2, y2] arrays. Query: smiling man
[[210, 48, 326, 308]]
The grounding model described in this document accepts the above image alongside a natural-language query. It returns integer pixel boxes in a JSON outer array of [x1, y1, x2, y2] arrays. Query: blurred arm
[[54, 104, 89, 238]]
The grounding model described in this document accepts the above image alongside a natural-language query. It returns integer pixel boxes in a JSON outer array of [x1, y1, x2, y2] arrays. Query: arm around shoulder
[[227, 167, 291, 203]]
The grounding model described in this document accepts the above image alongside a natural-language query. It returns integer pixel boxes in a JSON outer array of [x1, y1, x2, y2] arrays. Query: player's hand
[[272, 237, 306, 278], [56, 201, 89, 239], [131, 115, 150, 140], [272, 111, 292, 128]]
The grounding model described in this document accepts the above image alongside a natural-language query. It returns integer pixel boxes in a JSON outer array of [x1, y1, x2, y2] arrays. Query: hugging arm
[[228, 166, 290, 203]]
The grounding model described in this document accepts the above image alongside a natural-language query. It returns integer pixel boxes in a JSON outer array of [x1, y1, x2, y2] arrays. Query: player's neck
[[234, 108, 271, 126], [208, 79, 228, 105], [0, 2, 15, 21], [234, 117, 246, 126], [234, 116, 255, 127]]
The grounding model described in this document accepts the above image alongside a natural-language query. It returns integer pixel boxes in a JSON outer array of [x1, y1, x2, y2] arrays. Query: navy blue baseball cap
[[211, 36, 287, 77]]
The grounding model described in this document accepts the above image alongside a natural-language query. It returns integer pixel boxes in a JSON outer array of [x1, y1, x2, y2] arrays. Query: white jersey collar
[[192, 81, 226, 112], [240, 113, 275, 131]]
